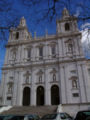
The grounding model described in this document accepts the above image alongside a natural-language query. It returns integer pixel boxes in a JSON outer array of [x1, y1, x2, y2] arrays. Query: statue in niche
[[25, 75, 29, 83], [68, 43, 73, 53], [53, 74, 56, 81], [12, 49, 17, 60], [25, 71, 30, 84], [7, 82, 13, 93], [72, 80, 77, 88], [39, 75, 42, 83]]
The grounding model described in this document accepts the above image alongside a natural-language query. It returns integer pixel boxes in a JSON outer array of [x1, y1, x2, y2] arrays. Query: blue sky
[[0, 0, 90, 80]]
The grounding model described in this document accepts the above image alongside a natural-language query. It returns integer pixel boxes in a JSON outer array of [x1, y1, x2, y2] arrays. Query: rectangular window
[[51, 46, 56, 58], [39, 47, 43, 59], [88, 69, 90, 76], [72, 93, 79, 97], [70, 70, 76, 74], [16, 32, 19, 39], [7, 96, 12, 100], [27, 49, 31, 58]]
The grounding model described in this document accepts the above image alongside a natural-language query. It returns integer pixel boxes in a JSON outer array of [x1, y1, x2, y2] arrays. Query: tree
[[0, 0, 90, 46], [20, 0, 90, 22], [20, 0, 90, 57], [0, 0, 20, 45]]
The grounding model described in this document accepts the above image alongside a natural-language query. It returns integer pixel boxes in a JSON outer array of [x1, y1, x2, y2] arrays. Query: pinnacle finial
[[62, 8, 69, 18], [19, 16, 26, 27]]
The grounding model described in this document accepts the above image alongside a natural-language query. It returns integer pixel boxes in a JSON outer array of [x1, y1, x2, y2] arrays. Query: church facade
[[0, 8, 90, 108]]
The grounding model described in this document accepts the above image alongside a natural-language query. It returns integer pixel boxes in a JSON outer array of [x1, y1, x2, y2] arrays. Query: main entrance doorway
[[51, 85, 60, 105], [23, 87, 30, 106], [37, 86, 44, 105]]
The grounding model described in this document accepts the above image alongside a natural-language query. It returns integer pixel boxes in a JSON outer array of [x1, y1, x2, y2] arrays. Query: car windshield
[[26, 114, 40, 120], [60, 113, 72, 119], [83, 112, 90, 116], [76, 111, 90, 120], [0, 116, 6, 120], [41, 114, 57, 119], [3, 115, 24, 120]]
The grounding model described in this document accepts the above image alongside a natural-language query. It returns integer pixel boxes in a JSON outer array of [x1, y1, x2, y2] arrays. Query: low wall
[[62, 103, 90, 117]]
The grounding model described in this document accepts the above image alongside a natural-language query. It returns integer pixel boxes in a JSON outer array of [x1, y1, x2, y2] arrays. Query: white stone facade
[[0, 8, 90, 107]]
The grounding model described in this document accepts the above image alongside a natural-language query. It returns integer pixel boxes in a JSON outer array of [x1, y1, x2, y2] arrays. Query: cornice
[[56, 16, 77, 23], [6, 32, 81, 47], [2, 57, 86, 70]]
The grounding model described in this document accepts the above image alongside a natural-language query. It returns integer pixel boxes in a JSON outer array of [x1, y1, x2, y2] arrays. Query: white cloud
[[74, 8, 81, 17], [81, 23, 90, 29], [81, 28, 90, 58]]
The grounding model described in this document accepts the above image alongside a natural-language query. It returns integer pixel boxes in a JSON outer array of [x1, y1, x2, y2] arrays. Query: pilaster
[[45, 67, 51, 105], [77, 63, 86, 103], [31, 69, 36, 106]]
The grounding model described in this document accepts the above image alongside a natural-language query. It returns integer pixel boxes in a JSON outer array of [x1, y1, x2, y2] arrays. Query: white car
[[40, 113, 73, 120]]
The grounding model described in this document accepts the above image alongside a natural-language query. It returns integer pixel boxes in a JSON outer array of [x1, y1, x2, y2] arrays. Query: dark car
[[74, 110, 90, 120], [0, 114, 40, 120], [40, 112, 73, 120], [0, 115, 6, 120]]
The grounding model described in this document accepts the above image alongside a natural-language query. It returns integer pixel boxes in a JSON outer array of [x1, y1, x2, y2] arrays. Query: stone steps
[[0, 106, 58, 117]]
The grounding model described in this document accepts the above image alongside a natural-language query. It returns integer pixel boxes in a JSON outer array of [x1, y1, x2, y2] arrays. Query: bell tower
[[56, 8, 78, 34], [9, 17, 31, 41], [57, 8, 84, 58]]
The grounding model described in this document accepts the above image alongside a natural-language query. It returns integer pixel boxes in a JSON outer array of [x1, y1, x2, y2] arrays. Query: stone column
[[31, 46, 34, 61], [81, 63, 90, 102], [77, 63, 86, 103], [17, 46, 21, 63], [15, 71, 23, 106], [59, 65, 67, 104], [58, 38, 64, 59], [12, 70, 17, 105], [31, 69, 36, 106], [4, 48, 9, 64], [19, 71, 25, 106], [45, 44, 48, 59], [22, 46, 26, 62], [2, 72, 7, 105], [45, 67, 51, 105]]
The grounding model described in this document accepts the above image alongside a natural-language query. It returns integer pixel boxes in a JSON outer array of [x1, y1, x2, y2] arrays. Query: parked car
[[40, 112, 73, 120], [74, 110, 90, 120], [0, 114, 40, 120], [0, 115, 6, 120], [25, 114, 40, 120]]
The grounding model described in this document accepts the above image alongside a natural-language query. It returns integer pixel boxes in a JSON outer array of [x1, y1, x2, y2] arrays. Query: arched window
[[37, 86, 44, 105], [72, 80, 78, 88], [16, 32, 19, 39], [23, 87, 30, 106], [65, 23, 70, 31], [51, 85, 60, 105]]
